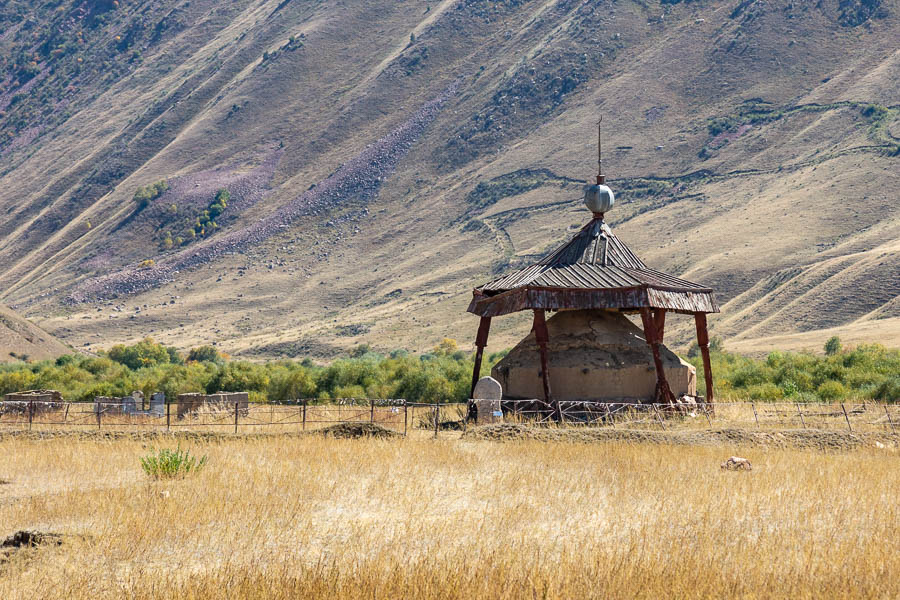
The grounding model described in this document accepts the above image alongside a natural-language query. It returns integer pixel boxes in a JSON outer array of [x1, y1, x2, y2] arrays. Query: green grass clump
[[140, 447, 207, 479]]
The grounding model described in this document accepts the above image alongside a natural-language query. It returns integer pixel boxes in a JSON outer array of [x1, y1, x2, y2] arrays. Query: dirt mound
[[318, 423, 399, 439], [1, 530, 64, 566], [2, 530, 63, 549], [466, 425, 899, 451]]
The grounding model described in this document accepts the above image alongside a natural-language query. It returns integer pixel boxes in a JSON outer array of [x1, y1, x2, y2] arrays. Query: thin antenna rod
[[597, 116, 605, 185]]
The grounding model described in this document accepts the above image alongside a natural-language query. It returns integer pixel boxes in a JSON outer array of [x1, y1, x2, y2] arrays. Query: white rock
[[720, 456, 752, 471]]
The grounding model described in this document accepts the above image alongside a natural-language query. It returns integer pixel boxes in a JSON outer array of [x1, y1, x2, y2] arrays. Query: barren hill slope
[[0, 0, 898, 357], [0, 304, 70, 363]]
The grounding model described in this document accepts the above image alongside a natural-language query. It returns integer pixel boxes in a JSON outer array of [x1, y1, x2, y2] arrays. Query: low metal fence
[[0, 399, 897, 435]]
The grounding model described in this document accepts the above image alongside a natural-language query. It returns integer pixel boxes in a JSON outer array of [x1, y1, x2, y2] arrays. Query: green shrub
[[189, 189, 230, 238], [692, 343, 900, 403], [267, 366, 317, 402], [745, 383, 784, 401], [107, 337, 182, 370], [132, 180, 168, 210], [824, 336, 842, 356], [730, 364, 770, 388], [0, 369, 38, 396], [817, 380, 847, 401], [134, 362, 214, 401], [873, 377, 900, 402], [140, 447, 207, 479], [780, 380, 799, 398], [206, 361, 270, 395], [55, 354, 76, 367], [860, 104, 887, 120], [187, 345, 224, 363]]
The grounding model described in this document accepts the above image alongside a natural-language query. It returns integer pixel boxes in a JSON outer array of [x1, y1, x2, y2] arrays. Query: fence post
[[370, 399, 375, 423], [751, 402, 759, 429], [653, 404, 666, 430], [885, 404, 896, 434], [166, 399, 171, 432], [28, 400, 34, 431], [97, 404, 102, 430], [403, 401, 408, 436], [841, 403, 852, 432], [302, 399, 307, 431], [559, 402, 566, 427], [796, 403, 806, 429], [234, 401, 239, 434], [63, 402, 70, 425], [703, 403, 712, 428], [434, 403, 439, 438]]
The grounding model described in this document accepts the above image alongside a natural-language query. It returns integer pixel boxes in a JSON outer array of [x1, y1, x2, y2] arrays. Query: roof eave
[[468, 285, 720, 318]]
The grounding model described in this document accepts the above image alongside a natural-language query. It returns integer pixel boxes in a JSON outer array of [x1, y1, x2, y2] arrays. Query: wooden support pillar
[[694, 312, 715, 406], [468, 316, 492, 421], [532, 309, 559, 421], [640, 308, 675, 405]]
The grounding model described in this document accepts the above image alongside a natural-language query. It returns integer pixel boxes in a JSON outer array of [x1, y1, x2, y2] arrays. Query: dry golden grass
[[1, 435, 898, 599]]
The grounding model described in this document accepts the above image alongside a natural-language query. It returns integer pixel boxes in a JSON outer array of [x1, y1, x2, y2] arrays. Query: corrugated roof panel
[[472, 215, 718, 314]]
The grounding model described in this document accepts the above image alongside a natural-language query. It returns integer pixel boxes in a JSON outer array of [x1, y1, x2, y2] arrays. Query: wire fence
[[0, 399, 466, 437], [503, 400, 899, 433], [0, 399, 897, 436]]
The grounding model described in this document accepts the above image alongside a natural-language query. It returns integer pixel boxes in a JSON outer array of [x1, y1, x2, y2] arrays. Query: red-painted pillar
[[640, 308, 675, 405], [694, 312, 715, 406], [533, 309, 558, 421], [468, 316, 492, 421]]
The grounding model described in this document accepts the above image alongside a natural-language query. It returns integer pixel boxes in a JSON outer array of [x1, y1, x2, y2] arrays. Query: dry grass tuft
[[1, 435, 898, 599]]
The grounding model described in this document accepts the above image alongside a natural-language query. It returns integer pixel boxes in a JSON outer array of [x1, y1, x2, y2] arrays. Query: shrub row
[[1, 337, 897, 404], [690, 338, 900, 402], [0, 338, 491, 404]]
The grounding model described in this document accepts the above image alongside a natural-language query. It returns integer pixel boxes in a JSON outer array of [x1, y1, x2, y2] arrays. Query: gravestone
[[473, 376, 503, 425], [131, 390, 145, 411], [150, 392, 165, 416]]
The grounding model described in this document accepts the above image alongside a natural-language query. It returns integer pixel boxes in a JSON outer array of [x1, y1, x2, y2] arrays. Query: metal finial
[[596, 116, 604, 185]]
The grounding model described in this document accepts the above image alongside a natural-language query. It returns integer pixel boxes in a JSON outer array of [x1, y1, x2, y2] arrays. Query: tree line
[[0, 336, 897, 404]]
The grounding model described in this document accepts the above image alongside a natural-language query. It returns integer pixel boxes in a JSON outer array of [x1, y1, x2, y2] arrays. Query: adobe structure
[[2, 389, 64, 415], [176, 392, 249, 419], [93, 391, 165, 416], [466, 124, 719, 419]]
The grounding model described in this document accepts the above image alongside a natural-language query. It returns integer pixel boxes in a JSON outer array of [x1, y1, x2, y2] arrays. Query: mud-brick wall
[[177, 392, 249, 419], [2, 390, 63, 414]]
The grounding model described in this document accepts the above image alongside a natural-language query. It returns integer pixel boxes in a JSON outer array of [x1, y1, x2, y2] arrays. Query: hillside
[[0, 304, 70, 363], [0, 0, 898, 358]]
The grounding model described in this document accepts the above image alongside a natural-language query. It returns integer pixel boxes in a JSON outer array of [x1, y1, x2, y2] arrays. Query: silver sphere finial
[[583, 182, 615, 217]]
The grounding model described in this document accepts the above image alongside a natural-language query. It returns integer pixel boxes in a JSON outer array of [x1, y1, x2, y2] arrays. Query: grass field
[[1, 433, 898, 599]]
